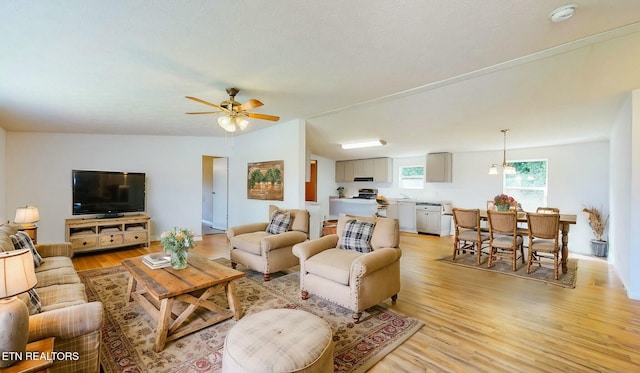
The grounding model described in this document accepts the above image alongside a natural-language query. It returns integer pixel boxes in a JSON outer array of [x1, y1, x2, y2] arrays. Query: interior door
[[211, 157, 228, 230]]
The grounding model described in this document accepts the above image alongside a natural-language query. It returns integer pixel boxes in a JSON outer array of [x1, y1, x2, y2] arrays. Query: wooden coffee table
[[122, 253, 245, 352]]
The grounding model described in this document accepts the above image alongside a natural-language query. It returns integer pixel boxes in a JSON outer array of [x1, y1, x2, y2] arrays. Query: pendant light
[[489, 129, 516, 175]]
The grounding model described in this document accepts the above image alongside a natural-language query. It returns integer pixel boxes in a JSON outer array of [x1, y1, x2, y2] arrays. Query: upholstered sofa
[[0, 224, 103, 373], [292, 214, 401, 323], [227, 205, 310, 281]]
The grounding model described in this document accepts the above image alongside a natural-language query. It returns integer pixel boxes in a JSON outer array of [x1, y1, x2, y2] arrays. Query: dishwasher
[[416, 202, 449, 235]]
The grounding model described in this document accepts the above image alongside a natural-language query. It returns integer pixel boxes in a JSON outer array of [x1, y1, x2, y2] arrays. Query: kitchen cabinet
[[416, 205, 442, 235], [335, 158, 392, 183], [374, 158, 392, 182], [426, 152, 452, 182], [397, 200, 416, 232]]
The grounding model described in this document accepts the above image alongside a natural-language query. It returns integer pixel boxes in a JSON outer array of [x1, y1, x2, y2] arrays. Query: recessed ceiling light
[[549, 4, 577, 23], [340, 140, 387, 150]]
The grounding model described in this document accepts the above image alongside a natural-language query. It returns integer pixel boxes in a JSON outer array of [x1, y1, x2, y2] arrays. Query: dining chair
[[452, 208, 490, 265], [487, 210, 525, 271], [526, 212, 561, 279], [536, 207, 560, 214]]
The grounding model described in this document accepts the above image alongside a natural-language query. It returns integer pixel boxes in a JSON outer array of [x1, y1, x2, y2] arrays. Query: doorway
[[305, 159, 317, 202], [202, 156, 228, 234]]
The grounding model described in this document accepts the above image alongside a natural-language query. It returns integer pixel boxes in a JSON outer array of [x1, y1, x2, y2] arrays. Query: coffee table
[[122, 253, 245, 352]]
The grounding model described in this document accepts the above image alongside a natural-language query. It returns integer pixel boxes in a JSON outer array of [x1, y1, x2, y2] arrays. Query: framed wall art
[[247, 160, 284, 201]]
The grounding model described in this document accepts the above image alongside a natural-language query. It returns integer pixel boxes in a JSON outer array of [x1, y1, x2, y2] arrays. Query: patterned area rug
[[437, 253, 578, 288], [79, 259, 422, 373]]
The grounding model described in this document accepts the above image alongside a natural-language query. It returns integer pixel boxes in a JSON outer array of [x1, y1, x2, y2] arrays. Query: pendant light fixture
[[489, 129, 516, 175]]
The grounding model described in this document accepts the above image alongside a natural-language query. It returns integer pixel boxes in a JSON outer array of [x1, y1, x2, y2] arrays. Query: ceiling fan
[[186, 88, 280, 133]]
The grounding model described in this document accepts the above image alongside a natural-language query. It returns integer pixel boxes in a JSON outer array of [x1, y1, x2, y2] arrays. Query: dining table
[[479, 210, 577, 274]]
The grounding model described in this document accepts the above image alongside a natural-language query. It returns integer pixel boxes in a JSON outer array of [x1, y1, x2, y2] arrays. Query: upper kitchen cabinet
[[426, 152, 452, 182], [335, 158, 392, 183]]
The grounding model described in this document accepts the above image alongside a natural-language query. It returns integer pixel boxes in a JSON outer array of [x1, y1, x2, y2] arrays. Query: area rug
[[436, 253, 578, 288], [79, 260, 423, 373]]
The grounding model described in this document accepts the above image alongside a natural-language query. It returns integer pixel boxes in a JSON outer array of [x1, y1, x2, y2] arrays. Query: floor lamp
[[0, 249, 38, 367]]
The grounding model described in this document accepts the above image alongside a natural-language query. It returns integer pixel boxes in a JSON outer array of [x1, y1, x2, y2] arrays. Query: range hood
[[353, 177, 374, 182]]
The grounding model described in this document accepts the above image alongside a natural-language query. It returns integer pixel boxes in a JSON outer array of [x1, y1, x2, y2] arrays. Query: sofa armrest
[[28, 302, 103, 342], [351, 248, 402, 277], [293, 235, 339, 260], [227, 222, 269, 238], [35, 242, 74, 258], [261, 231, 308, 253]]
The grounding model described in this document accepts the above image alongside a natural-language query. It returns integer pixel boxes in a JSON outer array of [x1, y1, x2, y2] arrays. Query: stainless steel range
[[352, 188, 378, 199]]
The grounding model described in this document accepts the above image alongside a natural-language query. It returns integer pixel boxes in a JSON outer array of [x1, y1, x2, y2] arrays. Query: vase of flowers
[[160, 227, 195, 269], [493, 194, 517, 211]]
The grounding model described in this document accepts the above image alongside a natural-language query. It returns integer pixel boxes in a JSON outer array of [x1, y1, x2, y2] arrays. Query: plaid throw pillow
[[266, 211, 293, 235], [26, 289, 41, 315], [340, 219, 376, 253], [10, 231, 43, 267]]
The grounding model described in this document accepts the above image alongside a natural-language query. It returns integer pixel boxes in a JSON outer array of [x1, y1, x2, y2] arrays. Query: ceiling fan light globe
[[237, 116, 249, 131]]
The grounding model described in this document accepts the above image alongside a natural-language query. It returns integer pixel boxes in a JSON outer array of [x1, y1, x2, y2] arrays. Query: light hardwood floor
[[72, 232, 640, 372]]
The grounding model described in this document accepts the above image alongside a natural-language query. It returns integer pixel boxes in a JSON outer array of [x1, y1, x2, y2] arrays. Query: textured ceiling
[[1, 1, 640, 160]]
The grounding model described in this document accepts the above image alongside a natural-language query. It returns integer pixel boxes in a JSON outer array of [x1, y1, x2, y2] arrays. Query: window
[[503, 160, 548, 211], [399, 166, 424, 189]]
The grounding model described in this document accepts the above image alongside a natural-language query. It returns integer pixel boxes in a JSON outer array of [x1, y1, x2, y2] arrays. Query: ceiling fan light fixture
[[549, 4, 577, 23], [341, 140, 387, 150]]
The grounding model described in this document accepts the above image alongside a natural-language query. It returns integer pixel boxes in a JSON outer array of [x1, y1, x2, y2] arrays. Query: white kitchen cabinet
[[335, 161, 345, 182], [416, 207, 442, 235], [343, 160, 355, 181], [426, 152, 452, 182], [397, 200, 416, 232]]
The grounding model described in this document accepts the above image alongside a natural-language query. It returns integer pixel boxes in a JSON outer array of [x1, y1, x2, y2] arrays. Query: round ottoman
[[222, 309, 334, 373]]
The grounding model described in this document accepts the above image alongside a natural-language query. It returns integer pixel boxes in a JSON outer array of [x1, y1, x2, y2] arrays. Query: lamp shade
[[14, 206, 40, 224], [0, 249, 37, 299]]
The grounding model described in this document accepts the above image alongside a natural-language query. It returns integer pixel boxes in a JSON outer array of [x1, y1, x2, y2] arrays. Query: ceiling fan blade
[[238, 99, 263, 111], [185, 96, 228, 111], [247, 113, 280, 121], [186, 111, 223, 115]]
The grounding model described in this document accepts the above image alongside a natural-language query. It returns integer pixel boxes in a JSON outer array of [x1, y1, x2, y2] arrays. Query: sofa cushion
[[0, 235, 14, 252], [36, 283, 87, 312], [231, 231, 272, 255], [11, 231, 44, 267], [266, 211, 292, 235], [35, 266, 81, 287], [306, 248, 362, 286], [269, 205, 309, 234], [339, 220, 376, 253], [35, 256, 75, 273]]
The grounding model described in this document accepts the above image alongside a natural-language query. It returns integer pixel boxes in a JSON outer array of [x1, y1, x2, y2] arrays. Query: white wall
[[0, 127, 6, 224], [227, 119, 307, 226], [5, 132, 233, 242]]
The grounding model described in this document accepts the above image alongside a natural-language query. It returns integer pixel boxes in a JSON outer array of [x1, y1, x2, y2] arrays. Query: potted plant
[[337, 186, 345, 198], [583, 206, 608, 257]]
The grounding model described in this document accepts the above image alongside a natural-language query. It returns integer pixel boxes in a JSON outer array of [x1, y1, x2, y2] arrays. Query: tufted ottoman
[[222, 308, 334, 373]]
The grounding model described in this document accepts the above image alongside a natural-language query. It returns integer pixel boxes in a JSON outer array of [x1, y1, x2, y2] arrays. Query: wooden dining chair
[[487, 210, 525, 271], [536, 207, 560, 214], [452, 208, 490, 265], [526, 212, 561, 279]]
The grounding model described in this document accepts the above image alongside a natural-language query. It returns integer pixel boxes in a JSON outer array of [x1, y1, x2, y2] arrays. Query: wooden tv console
[[65, 214, 151, 254]]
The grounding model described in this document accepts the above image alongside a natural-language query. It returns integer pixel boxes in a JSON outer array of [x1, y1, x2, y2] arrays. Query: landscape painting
[[247, 160, 284, 200]]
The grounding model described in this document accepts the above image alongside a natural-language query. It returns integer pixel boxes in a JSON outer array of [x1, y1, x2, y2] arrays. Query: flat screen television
[[72, 170, 146, 217]]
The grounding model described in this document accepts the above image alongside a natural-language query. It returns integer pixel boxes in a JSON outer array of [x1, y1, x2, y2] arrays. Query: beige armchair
[[228, 205, 309, 281], [292, 215, 401, 323]]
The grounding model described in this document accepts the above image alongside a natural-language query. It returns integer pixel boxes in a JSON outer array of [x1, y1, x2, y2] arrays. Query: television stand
[[65, 214, 151, 254]]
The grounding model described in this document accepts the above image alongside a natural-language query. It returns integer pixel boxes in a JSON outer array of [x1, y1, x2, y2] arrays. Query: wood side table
[[0, 337, 55, 373]]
